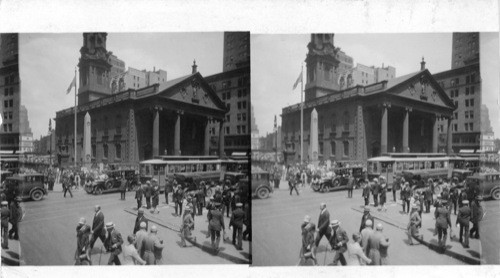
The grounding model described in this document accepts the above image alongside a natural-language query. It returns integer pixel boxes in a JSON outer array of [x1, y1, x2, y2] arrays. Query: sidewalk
[[124, 202, 251, 264], [351, 199, 483, 265], [1, 223, 22, 266]]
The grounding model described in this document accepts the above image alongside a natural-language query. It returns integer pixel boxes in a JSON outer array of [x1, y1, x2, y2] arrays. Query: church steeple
[[77, 33, 113, 105], [304, 33, 341, 101]]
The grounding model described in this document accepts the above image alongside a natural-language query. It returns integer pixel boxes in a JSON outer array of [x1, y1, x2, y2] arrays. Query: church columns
[[219, 120, 225, 158], [447, 117, 453, 155], [432, 115, 439, 153], [380, 103, 390, 154], [152, 107, 160, 157], [174, 110, 183, 156], [402, 107, 411, 153], [204, 118, 211, 155]]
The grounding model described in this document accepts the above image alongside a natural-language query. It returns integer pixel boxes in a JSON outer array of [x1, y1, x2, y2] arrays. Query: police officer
[[1, 201, 9, 249], [401, 182, 412, 214], [456, 200, 471, 248], [63, 176, 73, 198]]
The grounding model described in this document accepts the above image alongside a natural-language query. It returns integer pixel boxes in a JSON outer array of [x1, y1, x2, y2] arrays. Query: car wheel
[[333, 179, 340, 187], [206, 188, 213, 198], [105, 181, 113, 190], [311, 183, 320, 191], [31, 189, 44, 201], [95, 187, 103, 195], [85, 185, 93, 194], [491, 188, 500, 200], [257, 187, 270, 199]]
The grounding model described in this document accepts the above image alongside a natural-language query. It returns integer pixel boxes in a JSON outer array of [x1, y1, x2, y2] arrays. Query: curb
[[1, 254, 20, 266], [351, 207, 481, 265], [123, 208, 250, 264]]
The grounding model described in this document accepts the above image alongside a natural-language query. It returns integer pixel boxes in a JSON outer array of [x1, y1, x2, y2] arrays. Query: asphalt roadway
[[18, 186, 230, 265], [480, 199, 500, 264], [252, 182, 469, 266]]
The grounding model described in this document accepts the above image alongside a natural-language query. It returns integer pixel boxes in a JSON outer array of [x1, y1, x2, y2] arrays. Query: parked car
[[465, 172, 500, 200], [173, 172, 221, 197], [251, 168, 273, 199], [85, 170, 139, 195], [2, 173, 47, 201], [312, 167, 365, 192], [223, 172, 248, 187]]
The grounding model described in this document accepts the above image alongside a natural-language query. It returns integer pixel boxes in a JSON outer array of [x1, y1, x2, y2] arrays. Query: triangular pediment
[[386, 70, 455, 109], [157, 73, 226, 112]]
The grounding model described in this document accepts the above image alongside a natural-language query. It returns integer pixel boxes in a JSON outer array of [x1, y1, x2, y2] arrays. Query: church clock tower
[[78, 33, 113, 105], [304, 34, 341, 101]]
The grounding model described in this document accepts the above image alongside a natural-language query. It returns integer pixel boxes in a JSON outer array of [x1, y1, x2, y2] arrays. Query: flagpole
[[300, 64, 304, 165], [74, 67, 77, 169]]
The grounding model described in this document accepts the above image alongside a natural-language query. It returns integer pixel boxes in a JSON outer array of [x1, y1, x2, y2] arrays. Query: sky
[[19, 32, 224, 139], [252, 33, 500, 138]]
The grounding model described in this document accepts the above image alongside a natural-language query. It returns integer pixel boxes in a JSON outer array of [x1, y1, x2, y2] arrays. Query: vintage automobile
[[465, 172, 500, 200], [223, 172, 248, 187], [2, 173, 47, 202], [85, 170, 139, 195], [173, 172, 221, 197], [312, 167, 365, 192], [251, 168, 273, 199], [234, 178, 250, 205], [402, 169, 449, 190], [451, 169, 474, 183]]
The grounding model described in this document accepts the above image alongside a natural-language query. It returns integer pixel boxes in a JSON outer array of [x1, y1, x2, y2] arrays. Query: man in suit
[[196, 187, 205, 216], [134, 222, 148, 259], [119, 176, 127, 200], [456, 200, 471, 248], [230, 203, 245, 250], [62, 176, 73, 198], [424, 185, 433, 213], [362, 180, 371, 206], [359, 206, 375, 233], [208, 202, 225, 252], [315, 203, 331, 247], [366, 223, 390, 265], [142, 225, 164, 265], [470, 196, 484, 239], [371, 178, 380, 208], [144, 181, 153, 209], [1, 201, 9, 249], [360, 219, 374, 256], [105, 222, 123, 265], [401, 182, 412, 214], [135, 184, 144, 210], [346, 175, 355, 198], [90, 205, 106, 250], [434, 199, 452, 248], [329, 220, 349, 266], [133, 208, 148, 235]]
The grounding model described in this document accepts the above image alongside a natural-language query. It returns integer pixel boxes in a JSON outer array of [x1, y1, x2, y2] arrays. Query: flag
[[48, 119, 52, 132], [274, 115, 277, 132], [66, 76, 76, 94], [292, 70, 302, 90]]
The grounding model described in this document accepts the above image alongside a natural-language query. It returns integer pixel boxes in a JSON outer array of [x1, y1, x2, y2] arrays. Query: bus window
[[181, 165, 186, 173], [444, 161, 448, 169], [408, 162, 414, 170], [159, 165, 165, 175], [425, 161, 431, 169], [419, 162, 425, 170], [396, 162, 403, 172]]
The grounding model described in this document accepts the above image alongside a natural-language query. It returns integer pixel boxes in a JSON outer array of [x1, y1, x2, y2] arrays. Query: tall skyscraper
[[223, 32, 250, 72], [451, 32, 480, 69]]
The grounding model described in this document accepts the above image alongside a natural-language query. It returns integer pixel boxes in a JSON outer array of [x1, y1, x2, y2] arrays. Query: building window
[[226, 103, 230, 111], [242, 113, 246, 121], [470, 99, 474, 106], [4, 100, 7, 108], [115, 144, 121, 159], [237, 125, 241, 134], [465, 111, 469, 119], [4, 88, 8, 96], [454, 112, 458, 119], [470, 111, 474, 118], [343, 141, 349, 157], [226, 91, 231, 99], [3, 124, 6, 132], [471, 73, 476, 83], [454, 124, 457, 132], [454, 101, 458, 108], [331, 113, 337, 133], [343, 111, 349, 131], [116, 115, 121, 134], [237, 113, 241, 121], [92, 145, 96, 158], [455, 78, 459, 85], [8, 124, 12, 132], [330, 141, 336, 157], [471, 86, 475, 94], [242, 125, 246, 134], [466, 76, 470, 84], [469, 123, 473, 131], [464, 123, 468, 131], [226, 115, 230, 122], [225, 126, 230, 135], [103, 144, 108, 158], [465, 100, 469, 107]]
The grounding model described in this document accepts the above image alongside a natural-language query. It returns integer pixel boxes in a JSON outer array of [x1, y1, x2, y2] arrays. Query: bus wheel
[[491, 188, 500, 200]]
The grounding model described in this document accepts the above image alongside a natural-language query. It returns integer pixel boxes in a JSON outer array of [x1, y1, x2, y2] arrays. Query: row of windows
[[3, 87, 14, 96], [2, 124, 13, 132], [236, 125, 247, 134], [91, 143, 121, 159], [237, 89, 248, 98], [464, 123, 474, 132], [3, 99, 13, 108], [317, 141, 350, 158], [237, 101, 247, 110], [236, 113, 247, 122], [464, 110, 474, 119], [465, 98, 475, 107], [450, 86, 476, 98], [3, 112, 13, 120], [221, 91, 231, 100], [3, 74, 16, 86]]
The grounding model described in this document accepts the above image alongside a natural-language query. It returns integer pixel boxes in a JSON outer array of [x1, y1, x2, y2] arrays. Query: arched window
[[115, 144, 121, 159], [331, 113, 337, 134], [343, 141, 349, 157], [330, 141, 336, 157], [343, 111, 350, 131]]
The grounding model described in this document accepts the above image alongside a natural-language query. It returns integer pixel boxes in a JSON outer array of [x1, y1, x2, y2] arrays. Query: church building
[[281, 34, 457, 164]]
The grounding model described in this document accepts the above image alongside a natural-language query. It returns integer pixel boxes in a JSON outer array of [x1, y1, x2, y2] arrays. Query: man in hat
[[142, 225, 164, 265], [105, 222, 123, 265], [301, 215, 311, 234], [196, 184, 206, 216], [366, 223, 390, 265], [401, 182, 412, 214], [62, 176, 73, 198], [134, 222, 148, 259], [371, 178, 380, 208], [208, 202, 225, 252], [8, 197, 21, 240], [135, 183, 144, 210], [434, 199, 452, 248], [329, 220, 349, 266], [151, 179, 160, 214], [362, 180, 371, 206], [174, 183, 184, 217], [359, 206, 375, 233], [315, 203, 331, 247], [230, 202, 245, 250], [180, 206, 196, 247], [456, 199, 471, 248], [470, 196, 484, 239], [144, 181, 152, 209], [119, 175, 127, 200], [122, 235, 146, 265], [133, 208, 148, 235], [346, 174, 355, 198], [407, 204, 422, 245], [424, 185, 433, 213], [90, 205, 106, 250], [75, 219, 92, 265], [360, 219, 374, 256], [1, 201, 10, 249]]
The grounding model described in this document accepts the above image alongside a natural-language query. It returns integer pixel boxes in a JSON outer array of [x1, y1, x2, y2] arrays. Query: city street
[[480, 200, 500, 264], [18, 185, 231, 265], [252, 182, 469, 266]]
